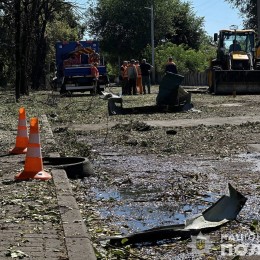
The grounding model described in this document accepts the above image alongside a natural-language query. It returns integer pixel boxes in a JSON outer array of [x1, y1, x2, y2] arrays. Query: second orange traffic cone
[[9, 107, 28, 154], [15, 117, 52, 181]]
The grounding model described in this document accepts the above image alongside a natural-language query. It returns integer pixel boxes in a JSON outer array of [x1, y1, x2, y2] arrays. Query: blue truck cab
[[55, 40, 108, 94]]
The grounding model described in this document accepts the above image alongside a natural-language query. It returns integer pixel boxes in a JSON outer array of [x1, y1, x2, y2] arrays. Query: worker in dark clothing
[[229, 39, 241, 52], [164, 57, 191, 105], [165, 57, 178, 74], [140, 59, 153, 94]]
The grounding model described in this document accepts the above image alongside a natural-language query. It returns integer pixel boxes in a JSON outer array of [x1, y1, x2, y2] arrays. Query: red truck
[[55, 40, 108, 94]]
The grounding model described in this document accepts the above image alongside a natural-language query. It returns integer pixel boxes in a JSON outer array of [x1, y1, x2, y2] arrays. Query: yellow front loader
[[209, 29, 260, 94]]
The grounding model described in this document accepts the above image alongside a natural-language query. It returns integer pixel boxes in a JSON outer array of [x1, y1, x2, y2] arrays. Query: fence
[[182, 71, 209, 86]]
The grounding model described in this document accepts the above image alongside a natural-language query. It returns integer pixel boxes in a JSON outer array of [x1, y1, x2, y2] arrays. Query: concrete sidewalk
[[70, 115, 260, 132], [146, 115, 260, 128], [0, 115, 96, 260]]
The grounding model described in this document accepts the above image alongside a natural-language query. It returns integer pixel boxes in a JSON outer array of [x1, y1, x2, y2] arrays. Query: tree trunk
[[20, 1, 31, 95], [31, 1, 48, 90], [14, 0, 21, 101]]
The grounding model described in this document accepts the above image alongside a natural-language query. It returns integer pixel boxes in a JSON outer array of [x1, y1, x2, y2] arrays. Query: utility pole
[[145, 5, 155, 84], [151, 5, 155, 85]]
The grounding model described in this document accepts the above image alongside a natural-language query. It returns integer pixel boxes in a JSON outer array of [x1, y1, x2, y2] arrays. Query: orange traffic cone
[[15, 117, 52, 181], [10, 107, 28, 154]]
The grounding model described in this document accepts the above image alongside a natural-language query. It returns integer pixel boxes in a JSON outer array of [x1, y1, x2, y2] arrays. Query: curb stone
[[41, 115, 96, 260]]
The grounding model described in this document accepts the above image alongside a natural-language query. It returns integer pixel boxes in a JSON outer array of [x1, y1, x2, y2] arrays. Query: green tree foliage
[[85, 0, 151, 59], [225, 0, 257, 29], [0, 0, 83, 99], [28, 1, 82, 91], [85, 0, 206, 60], [154, 42, 216, 76], [46, 18, 80, 72], [157, 1, 205, 50]]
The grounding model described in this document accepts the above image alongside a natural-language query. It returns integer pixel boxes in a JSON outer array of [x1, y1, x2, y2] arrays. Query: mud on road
[[1, 89, 259, 259], [71, 128, 260, 259], [57, 89, 260, 259]]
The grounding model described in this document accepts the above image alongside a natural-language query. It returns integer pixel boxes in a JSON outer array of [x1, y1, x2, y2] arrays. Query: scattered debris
[[131, 121, 151, 131], [166, 129, 177, 135], [100, 91, 123, 115], [112, 121, 151, 132], [5, 249, 29, 259], [109, 184, 247, 246]]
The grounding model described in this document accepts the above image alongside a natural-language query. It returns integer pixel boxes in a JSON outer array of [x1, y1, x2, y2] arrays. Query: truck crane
[[55, 40, 108, 95]]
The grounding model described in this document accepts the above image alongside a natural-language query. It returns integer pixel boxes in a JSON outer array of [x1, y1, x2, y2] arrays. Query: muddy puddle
[[91, 186, 218, 234], [89, 185, 260, 235], [84, 150, 259, 234], [75, 136, 260, 258]]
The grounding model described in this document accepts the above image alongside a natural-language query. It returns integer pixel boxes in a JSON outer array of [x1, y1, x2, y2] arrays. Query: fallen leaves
[[5, 249, 29, 259]]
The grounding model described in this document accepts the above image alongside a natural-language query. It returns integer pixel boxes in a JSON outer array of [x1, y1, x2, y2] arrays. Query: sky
[[76, 0, 244, 38], [191, 0, 244, 36]]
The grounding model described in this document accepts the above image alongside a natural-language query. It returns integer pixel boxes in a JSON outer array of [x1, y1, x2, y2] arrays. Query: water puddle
[[91, 187, 218, 234], [87, 149, 260, 241], [237, 152, 260, 172]]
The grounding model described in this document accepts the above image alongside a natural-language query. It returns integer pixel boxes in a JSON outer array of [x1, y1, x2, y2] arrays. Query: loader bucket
[[212, 70, 260, 94]]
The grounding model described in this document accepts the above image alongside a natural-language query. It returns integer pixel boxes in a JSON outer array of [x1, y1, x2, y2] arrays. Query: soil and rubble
[[1, 87, 260, 259]]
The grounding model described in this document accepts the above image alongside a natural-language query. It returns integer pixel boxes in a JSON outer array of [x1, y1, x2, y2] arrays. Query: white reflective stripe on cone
[[19, 119, 27, 127], [26, 147, 42, 158], [17, 129, 28, 137], [29, 133, 40, 144]]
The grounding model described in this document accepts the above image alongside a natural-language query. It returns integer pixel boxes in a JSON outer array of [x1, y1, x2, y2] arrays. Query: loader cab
[[215, 29, 256, 70], [217, 30, 255, 55], [209, 28, 260, 94]]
